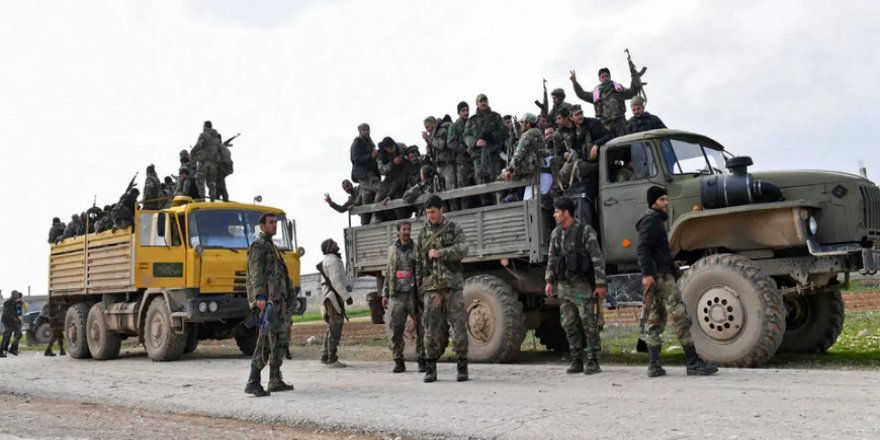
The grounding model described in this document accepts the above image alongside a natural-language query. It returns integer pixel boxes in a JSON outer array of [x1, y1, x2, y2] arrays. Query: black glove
[[346, 297, 353, 306]]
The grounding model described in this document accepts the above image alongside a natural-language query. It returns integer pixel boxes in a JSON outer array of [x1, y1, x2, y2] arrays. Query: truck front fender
[[669, 200, 818, 256]]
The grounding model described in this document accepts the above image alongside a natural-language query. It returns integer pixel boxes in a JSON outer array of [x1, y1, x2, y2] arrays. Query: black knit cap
[[321, 238, 335, 254], [646, 186, 667, 207], [457, 101, 469, 112]]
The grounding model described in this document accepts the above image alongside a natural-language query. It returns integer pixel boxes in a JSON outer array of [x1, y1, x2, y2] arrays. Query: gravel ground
[[1, 352, 879, 440]]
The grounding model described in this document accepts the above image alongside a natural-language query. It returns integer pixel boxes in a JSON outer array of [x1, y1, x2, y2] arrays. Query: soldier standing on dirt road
[[318, 238, 353, 368], [41, 302, 66, 357], [544, 197, 608, 375], [382, 221, 426, 373], [416, 195, 470, 383], [0, 290, 24, 357], [637, 186, 718, 378], [244, 213, 295, 397]]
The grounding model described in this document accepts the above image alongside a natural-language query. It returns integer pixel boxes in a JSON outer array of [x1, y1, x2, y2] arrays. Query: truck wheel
[[778, 289, 844, 354], [35, 322, 54, 345], [184, 324, 199, 354], [144, 297, 186, 362], [679, 254, 785, 368], [87, 303, 122, 360], [535, 320, 569, 352], [463, 275, 526, 363], [233, 324, 258, 356], [65, 303, 92, 359]]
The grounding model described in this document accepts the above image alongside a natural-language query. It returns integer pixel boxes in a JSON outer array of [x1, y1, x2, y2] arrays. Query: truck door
[[599, 141, 662, 263], [135, 211, 187, 288]]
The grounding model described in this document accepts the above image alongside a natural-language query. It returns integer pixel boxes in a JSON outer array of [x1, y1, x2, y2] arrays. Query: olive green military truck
[[346, 129, 880, 367]]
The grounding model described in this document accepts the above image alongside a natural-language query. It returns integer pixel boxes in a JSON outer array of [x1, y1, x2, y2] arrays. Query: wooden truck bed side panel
[[49, 230, 137, 296], [346, 199, 544, 275]]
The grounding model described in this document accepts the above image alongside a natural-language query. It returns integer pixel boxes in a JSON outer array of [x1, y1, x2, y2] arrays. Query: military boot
[[417, 355, 427, 373], [423, 360, 437, 383], [456, 358, 469, 382], [268, 365, 294, 392], [244, 367, 270, 397], [320, 354, 329, 365], [584, 351, 601, 375], [566, 353, 584, 374], [8, 345, 19, 356], [683, 344, 718, 376], [393, 358, 406, 373], [59, 347, 66, 356], [647, 345, 666, 378], [44, 348, 56, 357], [327, 358, 347, 369], [0, 350, 6, 358]]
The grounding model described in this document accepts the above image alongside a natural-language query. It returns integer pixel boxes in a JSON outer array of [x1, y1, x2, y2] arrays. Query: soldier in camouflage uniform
[[624, 96, 667, 135], [41, 302, 65, 357], [244, 212, 295, 397], [93, 205, 113, 233], [464, 94, 508, 206], [62, 214, 82, 239], [637, 187, 718, 378], [416, 195, 470, 382], [175, 166, 201, 199], [545, 197, 608, 374], [548, 88, 573, 128], [502, 113, 544, 181], [111, 188, 139, 231], [426, 115, 456, 210], [0, 290, 23, 357], [142, 164, 162, 210], [48, 217, 66, 244], [191, 120, 221, 201], [570, 68, 642, 137], [447, 101, 476, 209], [383, 221, 426, 373]]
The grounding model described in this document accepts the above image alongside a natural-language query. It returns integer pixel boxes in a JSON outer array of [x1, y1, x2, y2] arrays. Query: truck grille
[[233, 270, 247, 293], [860, 185, 880, 236]]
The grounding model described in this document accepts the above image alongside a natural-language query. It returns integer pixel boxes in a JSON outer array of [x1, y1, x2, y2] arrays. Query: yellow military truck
[[48, 197, 303, 361]]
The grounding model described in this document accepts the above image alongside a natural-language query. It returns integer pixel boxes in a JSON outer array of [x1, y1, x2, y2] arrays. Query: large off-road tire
[[778, 289, 844, 354], [679, 254, 785, 368], [65, 303, 92, 359], [143, 297, 186, 362], [535, 319, 569, 352], [463, 275, 526, 363], [233, 323, 258, 356], [184, 324, 199, 354], [86, 303, 122, 360], [34, 322, 54, 345]]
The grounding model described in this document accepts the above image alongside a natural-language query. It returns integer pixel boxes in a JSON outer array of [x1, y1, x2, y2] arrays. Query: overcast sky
[[1, 0, 878, 296]]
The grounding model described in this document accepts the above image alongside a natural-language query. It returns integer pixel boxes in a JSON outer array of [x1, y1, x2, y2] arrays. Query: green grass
[[291, 308, 372, 324], [841, 279, 880, 293]]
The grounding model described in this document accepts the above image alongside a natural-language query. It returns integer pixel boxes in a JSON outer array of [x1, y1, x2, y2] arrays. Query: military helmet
[[521, 113, 538, 124]]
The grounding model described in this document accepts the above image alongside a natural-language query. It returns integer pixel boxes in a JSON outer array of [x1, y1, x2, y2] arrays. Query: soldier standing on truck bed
[[545, 197, 608, 375], [570, 67, 642, 137], [0, 290, 24, 357], [447, 101, 476, 210], [383, 221, 427, 373], [175, 166, 201, 200], [244, 212, 295, 397], [637, 186, 718, 378], [464, 94, 508, 206], [350, 123, 380, 225], [48, 217, 66, 244], [191, 120, 221, 201], [62, 214, 81, 239], [623, 95, 666, 135], [142, 164, 162, 210], [416, 195, 470, 383], [317, 238, 352, 368]]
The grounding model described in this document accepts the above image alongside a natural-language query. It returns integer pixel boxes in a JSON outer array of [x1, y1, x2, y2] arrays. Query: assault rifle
[[533, 78, 548, 116], [625, 48, 648, 105], [223, 132, 240, 147], [125, 171, 139, 194]]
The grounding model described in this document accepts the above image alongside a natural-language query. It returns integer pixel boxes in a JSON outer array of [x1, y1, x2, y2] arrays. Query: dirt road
[[1, 353, 878, 440]]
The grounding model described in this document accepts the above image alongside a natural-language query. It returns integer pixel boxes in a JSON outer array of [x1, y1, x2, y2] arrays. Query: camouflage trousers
[[473, 152, 503, 205], [357, 175, 380, 225], [216, 173, 229, 202], [603, 117, 626, 138], [0, 320, 22, 353], [557, 280, 601, 357], [387, 293, 424, 360], [422, 288, 468, 360], [195, 160, 218, 200], [322, 300, 344, 362], [645, 274, 693, 347], [455, 160, 477, 210], [251, 304, 291, 370], [437, 162, 457, 210]]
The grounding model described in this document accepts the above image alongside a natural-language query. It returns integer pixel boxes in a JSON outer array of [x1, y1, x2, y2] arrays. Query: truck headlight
[[808, 216, 818, 235], [198, 302, 207, 313], [208, 301, 219, 313]]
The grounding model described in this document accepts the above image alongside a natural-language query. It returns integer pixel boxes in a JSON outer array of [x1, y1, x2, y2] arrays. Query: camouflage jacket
[[464, 108, 508, 157], [143, 170, 162, 210], [511, 128, 545, 178], [384, 239, 417, 297], [624, 112, 667, 135], [246, 231, 292, 309], [548, 101, 572, 127], [175, 175, 201, 199], [377, 143, 408, 180], [572, 79, 640, 123], [545, 221, 607, 287], [48, 221, 66, 244], [416, 217, 468, 291], [63, 219, 81, 239], [447, 117, 471, 165], [1, 298, 20, 324], [552, 125, 577, 159], [191, 128, 220, 163], [403, 178, 443, 204], [431, 120, 454, 164], [328, 188, 362, 213]]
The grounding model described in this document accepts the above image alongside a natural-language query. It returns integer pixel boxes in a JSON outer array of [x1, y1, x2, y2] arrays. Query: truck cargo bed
[[49, 230, 136, 296]]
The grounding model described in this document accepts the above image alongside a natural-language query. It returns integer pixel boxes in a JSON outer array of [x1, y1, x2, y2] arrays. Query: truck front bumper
[[175, 295, 251, 322]]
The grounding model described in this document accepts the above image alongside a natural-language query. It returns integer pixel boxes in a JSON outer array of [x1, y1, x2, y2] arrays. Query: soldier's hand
[[590, 145, 599, 161], [256, 300, 266, 311], [563, 152, 571, 161], [422, 131, 431, 142], [428, 249, 441, 260], [544, 283, 554, 299], [381, 197, 391, 205], [476, 139, 487, 148], [594, 287, 608, 299], [569, 70, 577, 82], [371, 149, 379, 159], [393, 156, 404, 165], [642, 275, 655, 293], [382, 296, 389, 309], [323, 193, 332, 204]]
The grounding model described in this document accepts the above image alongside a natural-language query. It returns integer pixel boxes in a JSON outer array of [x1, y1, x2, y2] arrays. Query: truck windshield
[[188, 210, 291, 250], [661, 139, 727, 175]]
